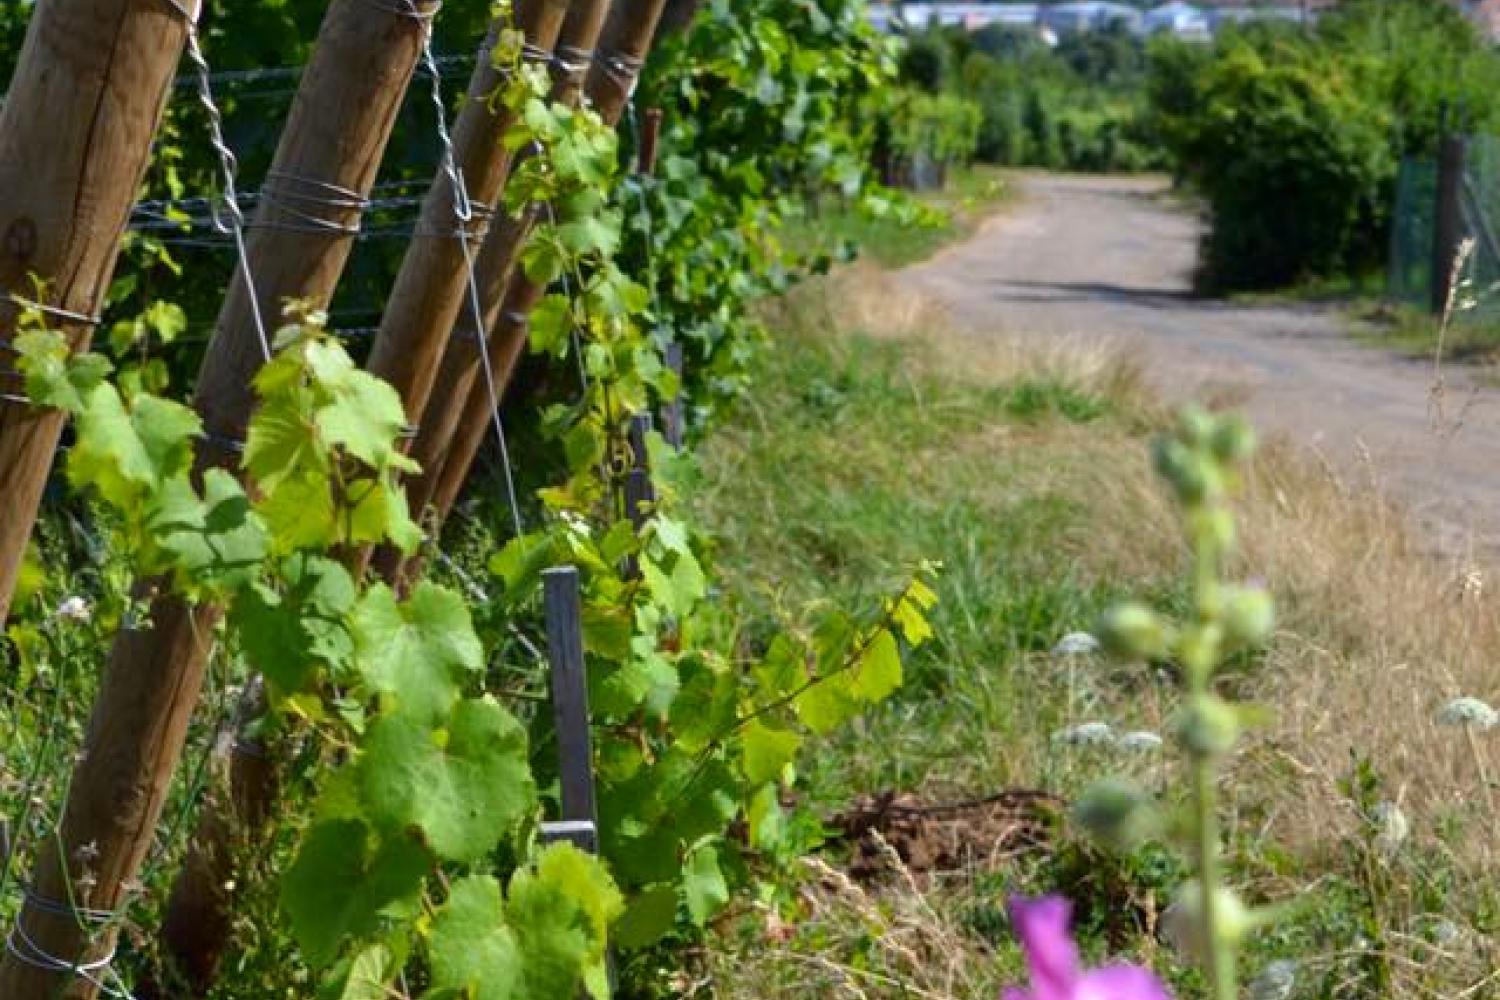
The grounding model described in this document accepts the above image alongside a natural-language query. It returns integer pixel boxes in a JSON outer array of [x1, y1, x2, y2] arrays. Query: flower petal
[[1008, 895, 1080, 1000], [1075, 964, 1173, 1000]]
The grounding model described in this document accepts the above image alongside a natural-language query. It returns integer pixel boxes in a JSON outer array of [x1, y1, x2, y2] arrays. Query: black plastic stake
[[540, 566, 598, 854], [661, 342, 685, 450]]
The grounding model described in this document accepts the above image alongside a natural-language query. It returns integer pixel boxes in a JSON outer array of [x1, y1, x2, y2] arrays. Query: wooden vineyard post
[[0, 5, 441, 997], [540, 566, 602, 854], [1432, 130, 1469, 316], [0, 0, 199, 625], [361, 0, 574, 443], [392, 0, 671, 554]]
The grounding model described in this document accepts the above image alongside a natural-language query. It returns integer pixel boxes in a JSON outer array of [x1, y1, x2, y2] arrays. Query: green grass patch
[[789, 165, 1014, 270]]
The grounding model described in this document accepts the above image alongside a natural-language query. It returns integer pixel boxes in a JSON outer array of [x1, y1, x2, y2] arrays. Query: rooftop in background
[[865, 1, 1318, 37]]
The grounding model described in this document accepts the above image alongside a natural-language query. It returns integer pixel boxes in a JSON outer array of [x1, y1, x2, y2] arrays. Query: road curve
[[902, 173, 1500, 560]]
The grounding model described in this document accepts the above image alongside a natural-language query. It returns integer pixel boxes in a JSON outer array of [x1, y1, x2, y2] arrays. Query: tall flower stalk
[[1092, 406, 1274, 1000]]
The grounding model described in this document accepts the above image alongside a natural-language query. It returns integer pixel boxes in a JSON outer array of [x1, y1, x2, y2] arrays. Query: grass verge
[[789, 165, 1015, 270], [691, 265, 1499, 999]]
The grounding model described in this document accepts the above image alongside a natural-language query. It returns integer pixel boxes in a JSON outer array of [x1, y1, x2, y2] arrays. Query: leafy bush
[[1150, 0, 1500, 291], [1169, 35, 1396, 290]]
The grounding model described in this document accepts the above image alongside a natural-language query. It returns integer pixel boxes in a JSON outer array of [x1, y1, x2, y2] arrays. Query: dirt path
[[902, 172, 1500, 560]]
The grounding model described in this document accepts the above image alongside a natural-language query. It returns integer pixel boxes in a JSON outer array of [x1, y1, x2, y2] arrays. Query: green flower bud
[[1161, 880, 1253, 958], [1210, 414, 1257, 465], [1098, 603, 1169, 660], [1153, 437, 1221, 506], [1072, 778, 1160, 851], [1187, 506, 1236, 554], [1223, 585, 1275, 647], [1176, 405, 1217, 449], [1175, 694, 1240, 757], [1177, 622, 1224, 679]]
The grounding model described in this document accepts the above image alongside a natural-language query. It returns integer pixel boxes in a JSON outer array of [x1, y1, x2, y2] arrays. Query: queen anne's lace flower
[[1115, 731, 1164, 752], [54, 596, 91, 623], [1435, 696, 1498, 730], [1371, 801, 1409, 858], [1248, 960, 1298, 1000], [1053, 722, 1114, 746], [1052, 632, 1101, 657]]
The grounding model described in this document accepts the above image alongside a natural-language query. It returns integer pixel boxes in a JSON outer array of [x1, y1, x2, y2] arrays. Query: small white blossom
[[1248, 959, 1298, 1000], [1052, 631, 1101, 657], [54, 596, 91, 623], [1053, 722, 1114, 746], [1429, 918, 1464, 947], [1371, 801, 1409, 858], [1435, 697, 1498, 730], [1115, 730, 1164, 752]]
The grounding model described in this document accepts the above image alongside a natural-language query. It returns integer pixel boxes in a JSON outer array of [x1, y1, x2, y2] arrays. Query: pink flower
[[1003, 896, 1172, 1000]]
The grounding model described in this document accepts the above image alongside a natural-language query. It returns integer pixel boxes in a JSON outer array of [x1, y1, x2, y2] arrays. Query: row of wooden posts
[[0, 0, 683, 995]]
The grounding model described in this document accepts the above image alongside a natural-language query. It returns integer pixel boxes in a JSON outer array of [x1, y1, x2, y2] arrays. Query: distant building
[[1142, 1, 1213, 38], [1039, 0, 1143, 33]]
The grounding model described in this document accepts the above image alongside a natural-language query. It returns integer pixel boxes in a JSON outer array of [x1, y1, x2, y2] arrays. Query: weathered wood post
[[0, 4, 442, 995], [1432, 129, 1469, 316], [0, 0, 199, 625]]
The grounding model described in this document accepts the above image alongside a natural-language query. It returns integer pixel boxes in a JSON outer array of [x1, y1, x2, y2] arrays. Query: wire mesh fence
[[1389, 133, 1500, 323]]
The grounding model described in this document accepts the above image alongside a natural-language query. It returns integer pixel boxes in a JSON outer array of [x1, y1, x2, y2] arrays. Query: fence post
[[0, 4, 443, 996], [0, 0, 200, 625], [540, 566, 601, 853], [1432, 131, 1468, 316]]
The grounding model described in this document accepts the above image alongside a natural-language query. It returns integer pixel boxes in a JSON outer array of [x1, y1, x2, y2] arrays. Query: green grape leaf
[[67, 386, 201, 509], [847, 628, 902, 703], [358, 697, 536, 861], [310, 349, 412, 470], [232, 556, 356, 694], [13, 329, 112, 412], [741, 719, 802, 785], [428, 874, 522, 1000], [147, 468, 268, 592], [244, 394, 324, 493], [612, 883, 679, 951], [255, 471, 339, 553], [351, 582, 483, 722], [280, 819, 429, 970], [682, 841, 730, 926], [328, 944, 394, 1000], [793, 671, 860, 735], [346, 476, 422, 553], [507, 844, 623, 1000]]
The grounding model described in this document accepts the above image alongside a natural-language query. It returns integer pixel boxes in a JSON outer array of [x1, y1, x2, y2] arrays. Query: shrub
[[1169, 36, 1396, 290]]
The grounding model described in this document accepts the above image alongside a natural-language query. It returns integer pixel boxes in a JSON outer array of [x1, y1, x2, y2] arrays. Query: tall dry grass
[[711, 270, 1497, 998]]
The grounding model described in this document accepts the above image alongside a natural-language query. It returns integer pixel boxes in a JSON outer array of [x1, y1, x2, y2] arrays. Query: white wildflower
[[1428, 918, 1464, 947], [1435, 696, 1498, 730], [1052, 631, 1101, 657], [1053, 722, 1114, 747], [1371, 800, 1409, 858], [1248, 959, 1298, 1000], [1115, 730, 1164, 752], [54, 596, 91, 623]]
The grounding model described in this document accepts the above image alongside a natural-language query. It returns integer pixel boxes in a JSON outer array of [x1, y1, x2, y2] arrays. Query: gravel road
[[902, 173, 1500, 560]]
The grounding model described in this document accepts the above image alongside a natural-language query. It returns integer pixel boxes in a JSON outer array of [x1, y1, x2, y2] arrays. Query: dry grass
[[705, 271, 1498, 999]]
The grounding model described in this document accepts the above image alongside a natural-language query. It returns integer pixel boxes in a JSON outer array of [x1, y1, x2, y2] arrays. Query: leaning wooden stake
[[0, 4, 440, 996], [0, 0, 199, 625], [394, 0, 670, 557]]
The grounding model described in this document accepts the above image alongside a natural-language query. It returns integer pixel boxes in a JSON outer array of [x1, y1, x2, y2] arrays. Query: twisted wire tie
[[552, 45, 596, 83], [250, 171, 372, 237], [4, 888, 132, 997], [413, 199, 495, 241], [594, 49, 646, 93], [352, 0, 443, 20]]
